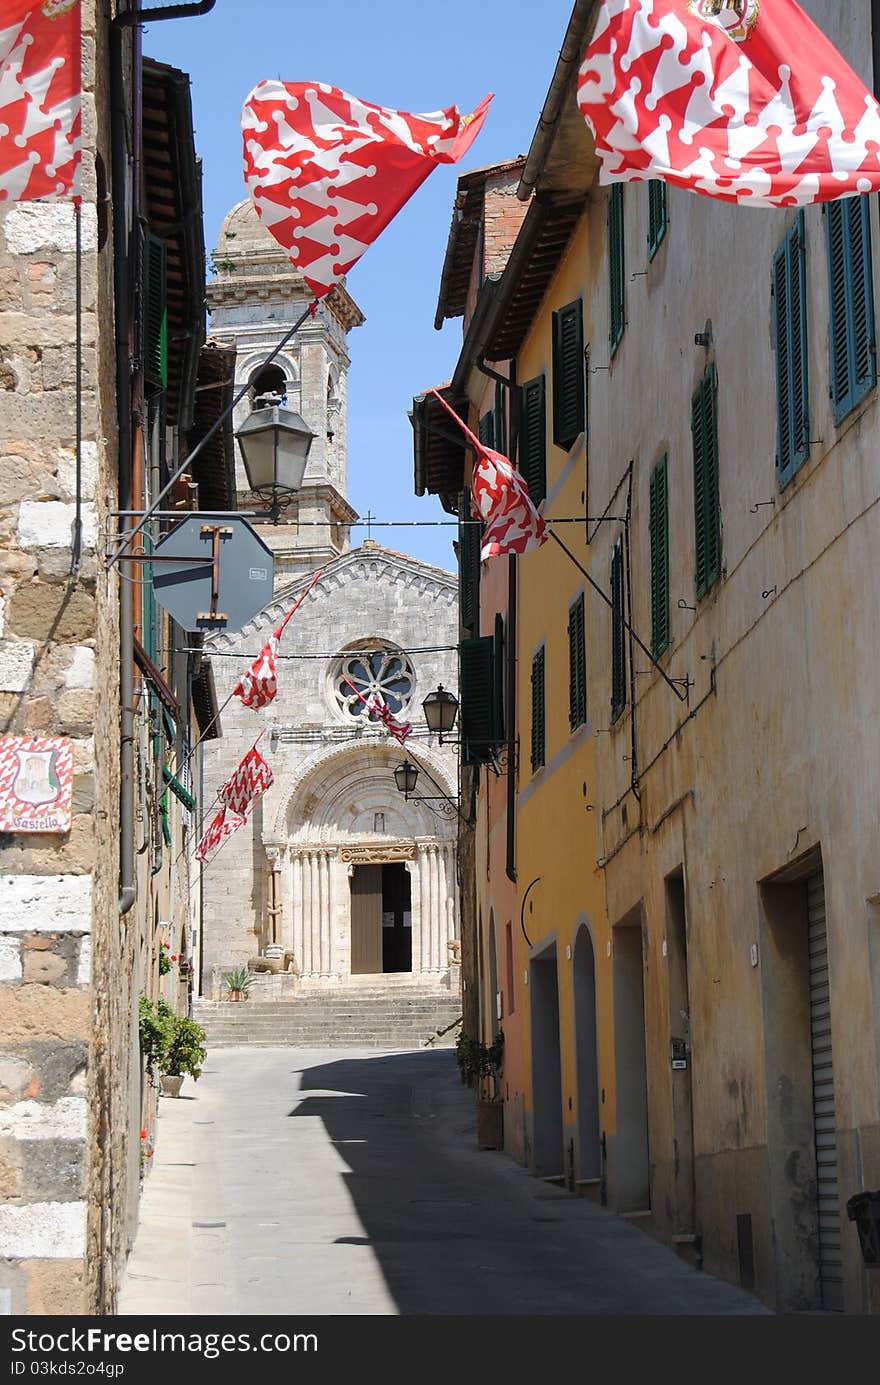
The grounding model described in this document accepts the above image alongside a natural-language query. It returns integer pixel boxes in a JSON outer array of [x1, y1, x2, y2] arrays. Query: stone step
[[194, 989, 461, 1049]]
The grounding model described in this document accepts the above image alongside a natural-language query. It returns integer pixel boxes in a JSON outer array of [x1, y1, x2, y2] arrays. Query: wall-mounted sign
[[0, 737, 74, 834]]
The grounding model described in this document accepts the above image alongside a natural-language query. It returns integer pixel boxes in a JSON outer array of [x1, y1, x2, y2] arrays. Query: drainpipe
[[110, 16, 136, 917], [517, 0, 598, 202]]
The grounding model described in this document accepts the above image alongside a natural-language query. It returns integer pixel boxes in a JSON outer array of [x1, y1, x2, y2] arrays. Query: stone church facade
[[199, 204, 460, 998]]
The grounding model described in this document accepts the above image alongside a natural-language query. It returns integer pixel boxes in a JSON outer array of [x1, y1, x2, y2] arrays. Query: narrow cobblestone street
[[119, 1048, 769, 1317]]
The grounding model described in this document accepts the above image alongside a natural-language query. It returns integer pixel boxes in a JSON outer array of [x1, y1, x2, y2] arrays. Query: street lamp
[[421, 684, 459, 742], [394, 758, 420, 798], [236, 394, 316, 511]]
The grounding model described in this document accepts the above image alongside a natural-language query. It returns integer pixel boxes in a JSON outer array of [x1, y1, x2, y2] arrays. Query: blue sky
[[144, 0, 574, 571]]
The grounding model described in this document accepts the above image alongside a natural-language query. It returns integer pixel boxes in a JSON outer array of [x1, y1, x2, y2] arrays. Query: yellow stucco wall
[[508, 217, 615, 1186]]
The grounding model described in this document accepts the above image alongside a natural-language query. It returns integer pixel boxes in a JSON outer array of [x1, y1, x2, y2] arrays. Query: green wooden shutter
[[609, 184, 626, 356], [530, 646, 545, 772], [493, 381, 507, 457], [520, 375, 547, 506], [459, 493, 481, 635], [774, 213, 810, 486], [827, 195, 876, 423], [648, 179, 668, 260], [552, 299, 585, 450], [611, 536, 626, 721], [143, 229, 168, 392], [478, 410, 495, 449], [460, 635, 497, 763], [692, 366, 721, 599], [493, 611, 506, 743], [568, 593, 587, 732], [649, 456, 670, 657]]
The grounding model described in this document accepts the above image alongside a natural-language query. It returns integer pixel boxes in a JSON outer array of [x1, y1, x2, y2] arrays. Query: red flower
[[140, 1129, 147, 1140], [170, 955, 177, 962]]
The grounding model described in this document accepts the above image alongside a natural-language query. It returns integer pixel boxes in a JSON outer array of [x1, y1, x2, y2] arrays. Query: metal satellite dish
[[150, 516, 275, 632]]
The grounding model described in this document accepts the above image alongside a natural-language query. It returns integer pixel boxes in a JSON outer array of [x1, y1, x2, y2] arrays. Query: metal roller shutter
[[807, 872, 842, 1311]]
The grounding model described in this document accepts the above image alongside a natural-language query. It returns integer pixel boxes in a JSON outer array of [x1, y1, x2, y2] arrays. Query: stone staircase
[[195, 984, 462, 1050]]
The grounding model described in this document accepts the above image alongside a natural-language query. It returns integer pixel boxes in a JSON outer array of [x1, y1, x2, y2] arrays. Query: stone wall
[[0, 0, 127, 1316]]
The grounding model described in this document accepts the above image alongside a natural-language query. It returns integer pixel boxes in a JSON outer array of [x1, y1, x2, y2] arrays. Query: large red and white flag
[[219, 742, 274, 820], [195, 741, 274, 863], [578, 0, 880, 207], [429, 390, 547, 561], [232, 570, 323, 710], [194, 805, 246, 864], [242, 82, 492, 297], [0, 1, 81, 203]]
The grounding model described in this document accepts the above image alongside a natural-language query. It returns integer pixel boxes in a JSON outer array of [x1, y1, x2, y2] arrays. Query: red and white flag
[[242, 81, 492, 298], [219, 742, 274, 820], [341, 676, 412, 745], [0, 1, 81, 203], [195, 805, 246, 864], [232, 570, 323, 710], [578, 0, 880, 207], [195, 741, 274, 863], [429, 390, 547, 561]]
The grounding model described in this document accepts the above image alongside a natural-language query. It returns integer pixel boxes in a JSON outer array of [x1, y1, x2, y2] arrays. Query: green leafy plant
[[158, 940, 176, 976], [138, 994, 173, 1083], [455, 1029, 504, 1091], [162, 1012, 207, 1081], [224, 965, 252, 998]]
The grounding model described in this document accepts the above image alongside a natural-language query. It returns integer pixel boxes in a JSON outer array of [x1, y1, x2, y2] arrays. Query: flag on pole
[[0, 1, 81, 203], [341, 676, 412, 745], [429, 390, 548, 561], [195, 741, 274, 863], [219, 742, 274, 819], [194, 805, 246, 864], [242, 81, 492, 298], [231, 570, 323, 710], [577, 0, 880, 207]]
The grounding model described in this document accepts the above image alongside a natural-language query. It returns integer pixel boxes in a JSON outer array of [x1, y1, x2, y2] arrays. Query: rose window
[[333, 649, 415, 724]]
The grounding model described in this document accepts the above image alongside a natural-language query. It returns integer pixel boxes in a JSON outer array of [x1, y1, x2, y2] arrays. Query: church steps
[[194, 993, 461, 1049]]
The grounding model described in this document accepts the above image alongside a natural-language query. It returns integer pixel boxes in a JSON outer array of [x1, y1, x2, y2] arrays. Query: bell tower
[[206, 199, 364, 574]]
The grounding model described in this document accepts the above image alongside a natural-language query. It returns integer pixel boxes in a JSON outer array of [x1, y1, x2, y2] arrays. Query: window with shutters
[[143, 229, 168, 392], [611, 537, 626, 721], [478, 410, 495, 449], [691, 365, 721, 599], [460, 635, 498, 764], [552, 300, 585, 450], [530, 646, 546, 772], [568, 593, 587, 732], [774, 213, 810, 486], [520, 374, 547, 506], [609, 184, 626, 356], [826, 195, 876, 425], [648, 179, 668, 261], [459, 493, 481, 636], [649, 456, 670, 657]]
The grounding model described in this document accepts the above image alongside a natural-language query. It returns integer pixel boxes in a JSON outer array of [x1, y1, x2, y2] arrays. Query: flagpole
[[549, 531, 687, 703], [105, 298, 317, 569]]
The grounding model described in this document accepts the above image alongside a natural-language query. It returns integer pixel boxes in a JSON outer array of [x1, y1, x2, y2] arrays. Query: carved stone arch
[[235, 349, 300, 389], [271, 740, 457, 843]]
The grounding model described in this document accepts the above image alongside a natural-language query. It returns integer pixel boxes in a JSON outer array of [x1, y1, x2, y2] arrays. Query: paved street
[[119, 1047, 769, 1316]]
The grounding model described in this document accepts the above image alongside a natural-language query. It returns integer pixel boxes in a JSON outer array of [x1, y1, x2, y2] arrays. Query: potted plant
[[159, 1008, 207, 1098], [224, 964, 252, 1002], [138, 993, 172, 1088], [455, 1029, 504, 1150]]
